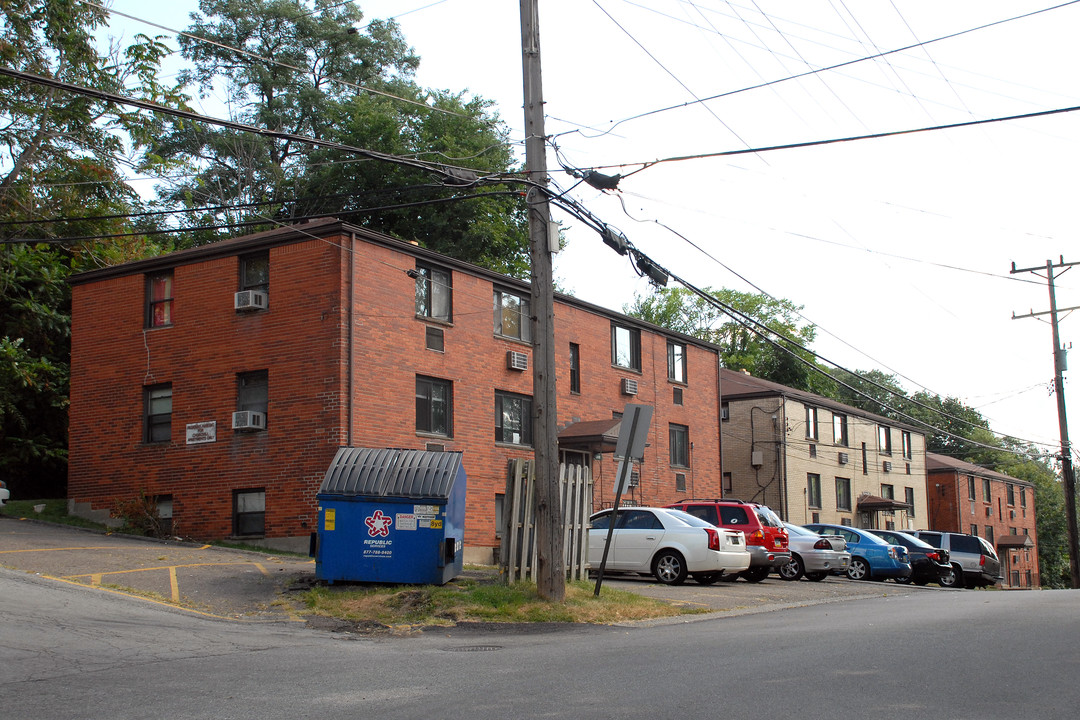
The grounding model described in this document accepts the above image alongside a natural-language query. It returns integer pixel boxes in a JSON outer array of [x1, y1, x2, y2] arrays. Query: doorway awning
[[557, 418, 621, 453], [997, 535, 1035, 550], [856, 493, 913, 512]]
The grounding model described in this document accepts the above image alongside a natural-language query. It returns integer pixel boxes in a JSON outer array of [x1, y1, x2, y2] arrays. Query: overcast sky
[[104, 0, 1080, 460]]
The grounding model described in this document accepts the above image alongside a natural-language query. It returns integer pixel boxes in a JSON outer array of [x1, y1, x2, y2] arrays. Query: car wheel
[[740, 566, 770, 583], [846, 557, 871, 581], [779, 554, 804, 581], [693, 572, 722, 585], [804, 571, 828, 582], [652, 550, 688, 585], [939, 565, 962, 588]]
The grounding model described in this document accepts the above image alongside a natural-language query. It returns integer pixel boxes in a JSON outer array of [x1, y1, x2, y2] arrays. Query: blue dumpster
[[315, 447, 466, 585]]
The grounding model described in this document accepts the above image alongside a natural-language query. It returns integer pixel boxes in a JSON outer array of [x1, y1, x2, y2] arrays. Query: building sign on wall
[[186, 421, 217, 445]]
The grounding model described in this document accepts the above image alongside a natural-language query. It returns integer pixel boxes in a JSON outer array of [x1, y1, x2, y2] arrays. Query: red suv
[[664, 499, 790, 582]]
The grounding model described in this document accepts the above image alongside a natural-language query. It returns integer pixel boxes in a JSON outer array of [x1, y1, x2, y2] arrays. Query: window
[[807, 473, 821, 508], [426, 326, 444, 352], [722, 472, 733, 494], [1020, 487, 1027, 508], [569, 343, 580, 394], [239, 252, 269, 292], [833, 413, 848, 446], [861, 443, 868, 474], [611, 324, 641, 370], [495, 391, 532, 445], [234, 489, 265, 536], [144, 384, 172, 443], [493, 288, 530, 341], [667, 341, 686, 383], [146, 271, 173, 327], [982, 477, 991, 503], [878, 425, 892, 455], [836, 477, 851, 511], [970, 524, 979, 536], [805, 406, 819, 440], [1007, 484, 1016, 506], [673, 387, 683, 405], [238, 370, 268, 425], [669, 424, 689, 468], [415, 263, 451, 322], [985, 525, 995, 544], [905, 487, 915, 516], [416, 376, 452, 437], [881, 483, 895, 500], [902, 431, 912, 460], [721, 402, 729, 421], [675, 472, 687, 493], [968, 476, 976, 500]]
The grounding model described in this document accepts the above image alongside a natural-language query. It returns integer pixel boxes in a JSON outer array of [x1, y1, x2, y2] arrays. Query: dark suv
[[910, 530, 1001, 588], [664, 499, 789, 582], [867, 529, 952, 586]]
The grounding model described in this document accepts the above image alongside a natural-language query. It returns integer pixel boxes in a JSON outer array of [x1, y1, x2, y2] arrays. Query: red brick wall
[[70, 230, 722, 551]]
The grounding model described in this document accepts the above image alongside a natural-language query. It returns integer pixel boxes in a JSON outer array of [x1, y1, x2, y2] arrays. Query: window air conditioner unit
[[838, 452, 849, 465], [232, 410, 266, 431], [621, 378, 638, 396], [882, 461, 893, 472], [1010, 510, 1016, 519], [234, 290, 268, 312], [506, 350, 529, 371]]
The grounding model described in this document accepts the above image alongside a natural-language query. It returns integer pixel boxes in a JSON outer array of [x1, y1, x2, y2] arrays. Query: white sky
[[103, 0, 1080, 458]]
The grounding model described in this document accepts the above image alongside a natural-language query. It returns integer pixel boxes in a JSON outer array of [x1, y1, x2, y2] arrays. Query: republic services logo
[[365, 509, 393, 537]]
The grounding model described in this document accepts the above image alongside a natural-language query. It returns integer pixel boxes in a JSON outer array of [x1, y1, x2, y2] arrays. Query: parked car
[[588, 507, 751, 586], [866, 529, 951, 586], [779, 522, 850, 581], [909, 530, 1001, 588], [803, 523, 912, 581], [0, 479, 9, 506], [664, 498, 789, 582]]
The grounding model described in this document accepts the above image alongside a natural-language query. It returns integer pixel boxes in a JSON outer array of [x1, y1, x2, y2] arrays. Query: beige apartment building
[[720, 369, 928, 528]]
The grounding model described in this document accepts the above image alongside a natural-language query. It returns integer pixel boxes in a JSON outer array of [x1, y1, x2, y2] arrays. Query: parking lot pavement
[[0, 516, 316, 622]]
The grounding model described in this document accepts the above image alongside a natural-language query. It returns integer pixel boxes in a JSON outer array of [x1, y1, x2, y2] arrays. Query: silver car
[[779, 522, 850, 581]]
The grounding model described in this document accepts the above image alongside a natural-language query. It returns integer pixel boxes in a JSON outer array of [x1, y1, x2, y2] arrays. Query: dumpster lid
[[318, 447, 464, 499]]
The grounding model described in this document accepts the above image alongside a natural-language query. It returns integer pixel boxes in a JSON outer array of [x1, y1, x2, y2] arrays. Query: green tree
[[151, 0, 529, 275], [626, 286, 831, 393]]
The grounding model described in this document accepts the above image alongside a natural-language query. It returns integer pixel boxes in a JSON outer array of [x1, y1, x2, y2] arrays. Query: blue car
[[803, 523, 912, 581]]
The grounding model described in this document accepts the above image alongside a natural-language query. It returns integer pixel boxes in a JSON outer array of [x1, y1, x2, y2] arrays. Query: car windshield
[[753, 504, 784, 527], [664, 509, 712, 527]]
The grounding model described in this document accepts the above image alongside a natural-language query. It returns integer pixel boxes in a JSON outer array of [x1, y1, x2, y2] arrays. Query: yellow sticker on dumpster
[[430, 519, 443, 529], [325, 508, 336, 531]]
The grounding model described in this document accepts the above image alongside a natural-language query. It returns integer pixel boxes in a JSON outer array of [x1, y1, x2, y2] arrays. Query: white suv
[[910, 530, 1001, 588]]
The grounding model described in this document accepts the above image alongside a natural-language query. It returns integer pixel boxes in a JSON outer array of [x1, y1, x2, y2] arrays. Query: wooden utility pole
[[1011, 257, 1080, 588], [520, 0, 564, 601]]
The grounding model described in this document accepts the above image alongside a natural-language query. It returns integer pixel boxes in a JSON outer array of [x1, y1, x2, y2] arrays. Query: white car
[[0, 480, 9, 506], [589, 506, 750, 585], [779, 522, 850, 581]]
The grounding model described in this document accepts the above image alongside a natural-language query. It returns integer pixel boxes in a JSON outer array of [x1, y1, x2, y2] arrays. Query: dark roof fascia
[[720, 369, 923, 435], [68, 219, 721, 355], [925, 452, 1033, 487]]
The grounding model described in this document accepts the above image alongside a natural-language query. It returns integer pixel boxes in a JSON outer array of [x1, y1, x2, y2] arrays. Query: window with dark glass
[[414, 263, 451, 322], [416, 376, 452, 437], [901, 431, 912, 460], [667, 341, 686, 383], [144, 384, 172, 443], [238, 370, 268, 415], [968, 476, 976, 500], [234, 489, 265, 536], [721, 402, 729, 421], [982, 477, 991, 502], [905, 486, 915, 516], [669, 424, 689, 468], [1007, 483, 1016, 506], [611, 324, 641, 371], [569, 343, 580, 394], [239, 252, 269, 292], [836, 477, 851, 510], [833, 413, 848, 446], [808, 473, 821, 508], [1020, 487, 1027, 507], [495, 391, 532, 445], [146, 271, 174, 327], [493, 288, 530, 341]]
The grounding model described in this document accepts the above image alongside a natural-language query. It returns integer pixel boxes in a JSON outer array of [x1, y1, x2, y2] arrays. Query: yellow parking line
[[39, 574, 239, 621], [64, 561, 262, 579], [169, 566, 180, 602], [90, 573, 102, 586], [253, 562, 269, 576]]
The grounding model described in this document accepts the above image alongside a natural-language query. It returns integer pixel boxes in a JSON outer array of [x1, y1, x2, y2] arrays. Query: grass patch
[[300, 576, 707, 628], [0, 499, 108, 531]]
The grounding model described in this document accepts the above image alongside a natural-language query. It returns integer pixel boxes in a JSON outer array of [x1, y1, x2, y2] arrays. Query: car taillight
[[747, 529, 765, 545], [813, 538, 831, 550], [980, 555, 987, 566], [927, 551, 940, 562], [706, 528, 720, 551]]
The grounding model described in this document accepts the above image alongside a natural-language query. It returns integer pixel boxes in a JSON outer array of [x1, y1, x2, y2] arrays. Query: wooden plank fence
[[500, 459, 593, 583]]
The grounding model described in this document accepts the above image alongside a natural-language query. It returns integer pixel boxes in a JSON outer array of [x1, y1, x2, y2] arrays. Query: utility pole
[[520, 0, 564, 601], [1011, 257, 1080, 589]]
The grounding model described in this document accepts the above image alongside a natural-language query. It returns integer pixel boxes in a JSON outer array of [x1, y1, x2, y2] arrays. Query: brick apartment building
[[719, 369, 929, 529], [68, 219, 723, 561], [926, 453, 1040, 588]]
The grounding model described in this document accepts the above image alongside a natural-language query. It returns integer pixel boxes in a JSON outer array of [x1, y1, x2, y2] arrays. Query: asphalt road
[[4, 559, 1080, 720]]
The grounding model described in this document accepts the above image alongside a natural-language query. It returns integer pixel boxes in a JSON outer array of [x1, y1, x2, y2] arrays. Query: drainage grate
[[442, 645, 503, 652]]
